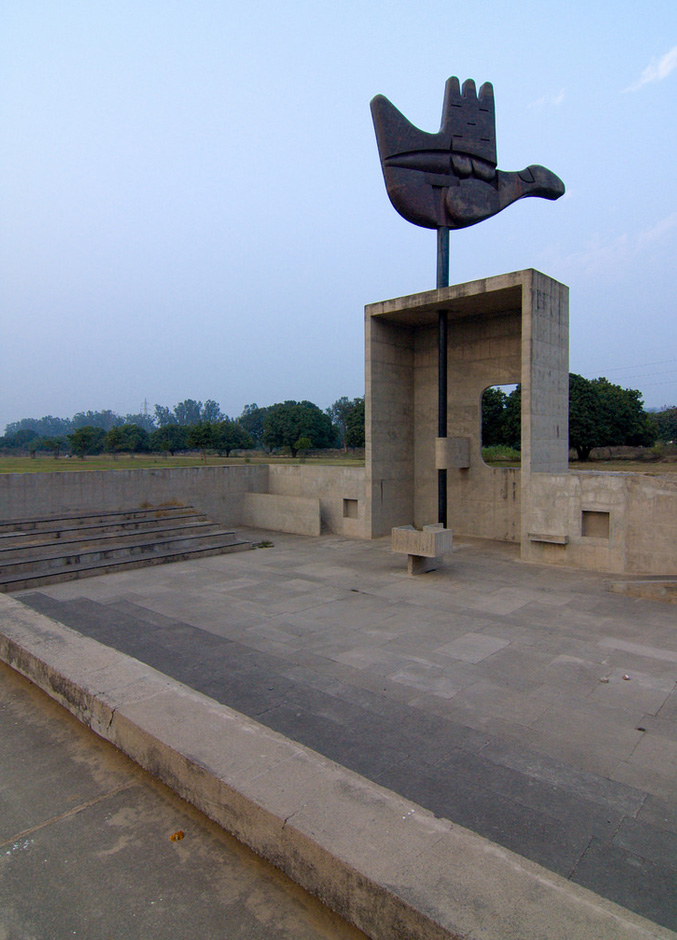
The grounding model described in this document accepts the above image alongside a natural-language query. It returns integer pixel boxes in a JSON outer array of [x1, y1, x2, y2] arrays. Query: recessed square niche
[[343, 499, 359, 519], [582, 510, 610, 538]]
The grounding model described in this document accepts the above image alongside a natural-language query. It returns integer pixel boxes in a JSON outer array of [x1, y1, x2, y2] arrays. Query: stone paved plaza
[[17, 531, 677, 932]]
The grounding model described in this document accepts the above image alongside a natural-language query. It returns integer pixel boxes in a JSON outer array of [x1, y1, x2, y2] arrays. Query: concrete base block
[[392, 524, 453, 575], [407, 553, 441, 575]]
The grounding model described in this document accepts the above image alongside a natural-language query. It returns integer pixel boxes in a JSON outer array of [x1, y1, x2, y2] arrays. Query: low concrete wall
[[241, 492, 321, 537], [0, 464, 368, 538], [523, 470, 677, 575], [0, 465, 268, 528], [267, 466, 366, 537]]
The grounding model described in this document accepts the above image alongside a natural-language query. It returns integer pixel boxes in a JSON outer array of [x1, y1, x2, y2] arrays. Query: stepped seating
[[0, 505, 251, 593]]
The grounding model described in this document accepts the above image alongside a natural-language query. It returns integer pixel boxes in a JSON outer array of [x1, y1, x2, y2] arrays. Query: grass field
[[0, 454, 366, 474], [2, 453, 676, 475], [483, 457, 677, 474]]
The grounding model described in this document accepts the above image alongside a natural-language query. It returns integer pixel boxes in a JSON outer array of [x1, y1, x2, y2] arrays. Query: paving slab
[[0, 662, 366, 940], [2, 530, 677, 938]]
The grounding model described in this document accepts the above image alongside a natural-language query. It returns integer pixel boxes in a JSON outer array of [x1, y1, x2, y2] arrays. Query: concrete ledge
[[528, 532, 569, 545], [0, 593, 673, 940], [240, 492, 321, 536]]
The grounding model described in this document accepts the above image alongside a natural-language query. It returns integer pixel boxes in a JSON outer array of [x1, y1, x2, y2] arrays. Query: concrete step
[[0, 505, 200, 535], [0, 538, 252, 592], [0, 506, 252, 592], [0, 510, 209, 547], [0, 521, 222, 559], [1, 531, 244, 578]]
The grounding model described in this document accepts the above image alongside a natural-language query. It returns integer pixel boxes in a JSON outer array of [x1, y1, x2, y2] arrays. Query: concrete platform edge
[[0, 593, 673, 940]]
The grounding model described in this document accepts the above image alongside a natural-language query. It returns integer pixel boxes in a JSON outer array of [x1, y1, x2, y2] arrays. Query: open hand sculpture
[[371, 77, 565, 230]]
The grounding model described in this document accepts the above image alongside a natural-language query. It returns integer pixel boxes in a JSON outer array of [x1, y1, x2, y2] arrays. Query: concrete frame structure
[[365, 269, 568, 540], [365, 269, 677, 575]]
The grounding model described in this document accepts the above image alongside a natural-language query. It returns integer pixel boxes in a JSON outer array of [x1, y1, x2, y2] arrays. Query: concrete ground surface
[[0, 660, 367, 940], [4, 529, 677, 936]]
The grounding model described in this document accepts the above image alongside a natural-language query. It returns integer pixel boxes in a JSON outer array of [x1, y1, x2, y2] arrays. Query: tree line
[[2, 378, 672, 461], [482, 374, 670, 460], [0, 397, 366, 459]]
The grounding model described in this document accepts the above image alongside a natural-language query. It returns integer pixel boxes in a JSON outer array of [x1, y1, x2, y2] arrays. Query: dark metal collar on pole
[[437, 227, 449, 528]]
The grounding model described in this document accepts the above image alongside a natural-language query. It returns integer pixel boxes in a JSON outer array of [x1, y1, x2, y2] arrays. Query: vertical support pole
[[437, 226, 449, 290], [437, 227, 449, 528]]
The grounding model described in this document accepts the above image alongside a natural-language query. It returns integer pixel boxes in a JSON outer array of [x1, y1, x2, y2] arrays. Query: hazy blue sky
[[2, 0, 676, 431]]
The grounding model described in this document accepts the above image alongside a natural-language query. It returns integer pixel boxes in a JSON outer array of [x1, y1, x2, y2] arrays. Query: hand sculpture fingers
[[371, 76, 564, 230]]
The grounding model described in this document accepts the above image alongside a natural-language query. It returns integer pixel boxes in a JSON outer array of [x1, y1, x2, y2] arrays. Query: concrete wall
[[241, 492, 321, 537], [267, 465, 366, 538], [365, 270, 568, 540], [0, 464, 368, 539], [0, 465, 268, 527], [523, 470, 677, 574], [365, 316, 415, 537]]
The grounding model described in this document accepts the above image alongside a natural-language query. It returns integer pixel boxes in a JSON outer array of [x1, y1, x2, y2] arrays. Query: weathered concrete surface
[[524, 470, 677, 574], [606, 578, 677, 602], [0, 596, 672, 940], [392, 524, 454, 558], [0, 464, 369, 539], [241, 492, 322, 536], [267, 465, 365, 537], [0, 464, 268, 528], [2, 532, 677, 939], [0, 661, 367, 940], [365, 270, 568, 540]]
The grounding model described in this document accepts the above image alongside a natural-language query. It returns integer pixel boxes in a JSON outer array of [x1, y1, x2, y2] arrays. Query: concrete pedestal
[[392, 524, 453, 575]]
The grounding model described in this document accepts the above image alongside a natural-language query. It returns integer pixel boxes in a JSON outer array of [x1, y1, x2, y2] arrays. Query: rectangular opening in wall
[[582, 510, 610, 538], [343, 498, 359, 519]]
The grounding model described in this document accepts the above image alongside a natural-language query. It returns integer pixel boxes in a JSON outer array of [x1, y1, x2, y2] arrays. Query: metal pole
[[437, 227, 449, 528], [437, 226, 449, 289]]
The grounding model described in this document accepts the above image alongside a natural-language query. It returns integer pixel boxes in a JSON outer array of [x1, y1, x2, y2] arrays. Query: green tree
[[502, 385, 522, 449], [238, 404, 269, 448], [0, 429, 40, 452], [481, 387, 508, 447], [106, 424, 150, 455], [69, 426, 106, 459], [154, 404, 177, 427], [295, 436, 312, 459], [345, 397, 365, 448], [41, 437, 65, 459], [202, 399, 224, 423], [5, 416, 72, 437], [124, 412, 156, 432], [104, 426, 124, 459], [654, 406, 677, 443], [120, 424, 150, 453], [72, 410, 122, 431], [569, 374, 655, 460], [213, 420, 254, 456], [263, 401, 334, 457], [186, 422, 215, 462], [150, 425, 189, 455], [174, 399, 203, 426], [328, 396, 364, 450]]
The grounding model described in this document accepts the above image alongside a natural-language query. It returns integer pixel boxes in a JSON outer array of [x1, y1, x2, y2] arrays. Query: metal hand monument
[[371, 76, 565, 529], [371, 77, 565, 233]]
